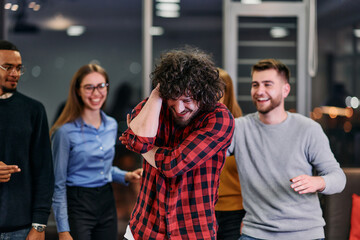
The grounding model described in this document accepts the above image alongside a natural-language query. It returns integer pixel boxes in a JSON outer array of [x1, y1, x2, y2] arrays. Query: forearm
[[320, 168, 346, 194], [129, 88, 162, 137]]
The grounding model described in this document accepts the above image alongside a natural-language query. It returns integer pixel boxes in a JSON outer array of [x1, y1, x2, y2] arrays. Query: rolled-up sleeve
[[122, 128, 156, 154]]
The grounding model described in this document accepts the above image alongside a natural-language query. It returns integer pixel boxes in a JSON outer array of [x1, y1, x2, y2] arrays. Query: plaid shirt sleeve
[[155, 107, 234, 178], [122, 99, 156, 153]]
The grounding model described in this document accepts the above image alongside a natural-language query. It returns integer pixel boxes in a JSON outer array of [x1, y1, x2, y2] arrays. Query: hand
[[26, 228, 45, 240], [0, 161, 21, 183], [290, 175, 325, 194], [150, 83, 161, 99], [119, 133, 130, 150], [59, 231, 73, 240], [126, 113, 131, 127], [125, 168, 143, 183], [118, 114, 132, 150]]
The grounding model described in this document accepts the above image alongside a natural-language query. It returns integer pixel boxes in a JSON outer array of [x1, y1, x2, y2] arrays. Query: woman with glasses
[[50, 64, 142, 240]]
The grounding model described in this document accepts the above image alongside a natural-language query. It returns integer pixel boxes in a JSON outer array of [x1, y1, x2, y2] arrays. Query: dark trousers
[[216, 209, 246, 240], [67, 183, 117, 240]]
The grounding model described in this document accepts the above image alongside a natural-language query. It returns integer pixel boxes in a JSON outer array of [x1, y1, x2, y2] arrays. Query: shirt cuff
[[123, 128, 156, 154], [111, 167, 129, 185], [56, 219, 70, 233]]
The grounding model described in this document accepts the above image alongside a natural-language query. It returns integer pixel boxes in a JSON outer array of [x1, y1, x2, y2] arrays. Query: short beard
[[173, 108, 201, 127], [253, 96, 282, 114], [1, 86, 16, 94]]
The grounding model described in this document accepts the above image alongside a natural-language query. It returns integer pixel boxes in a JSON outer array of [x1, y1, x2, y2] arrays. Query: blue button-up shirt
[[51, 111, 128, 232]]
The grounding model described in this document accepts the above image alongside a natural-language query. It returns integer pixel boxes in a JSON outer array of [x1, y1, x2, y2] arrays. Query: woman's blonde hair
[[218, 68, 243, 118], [50, 64, 109, 136]]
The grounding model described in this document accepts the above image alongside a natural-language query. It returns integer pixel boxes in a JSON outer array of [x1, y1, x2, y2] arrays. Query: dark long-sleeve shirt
[[123, 100, 234, 240], [0, 91, 54, 232]]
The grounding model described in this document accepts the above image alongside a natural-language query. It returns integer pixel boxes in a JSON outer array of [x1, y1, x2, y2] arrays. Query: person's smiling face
[[78, 72, 108, 112], [167, 95, 200, 127], [251, 69, 290, 115]]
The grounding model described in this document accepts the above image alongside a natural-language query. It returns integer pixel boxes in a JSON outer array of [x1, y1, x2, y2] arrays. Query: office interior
[[1, 0, 360, 238]]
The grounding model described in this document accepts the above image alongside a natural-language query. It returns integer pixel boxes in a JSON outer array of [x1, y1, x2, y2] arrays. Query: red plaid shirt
[[123, 100, 234, 240]]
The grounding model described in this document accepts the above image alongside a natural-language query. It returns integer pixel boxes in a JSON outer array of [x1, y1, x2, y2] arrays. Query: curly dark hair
[[151, 47, 224, 112]]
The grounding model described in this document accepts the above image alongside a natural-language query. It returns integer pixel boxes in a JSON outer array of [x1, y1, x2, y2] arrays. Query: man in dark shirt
[[0, 40, 54, 240], [120, 47, 235, 239]]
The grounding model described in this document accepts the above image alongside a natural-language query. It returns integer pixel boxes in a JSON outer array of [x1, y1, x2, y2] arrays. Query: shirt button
[[100, 146, 103, 150], [100, 159, 104, 162], [100, 171, 104, 175]]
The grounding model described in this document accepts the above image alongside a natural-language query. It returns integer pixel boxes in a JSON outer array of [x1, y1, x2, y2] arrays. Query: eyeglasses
[[0, 64, 25, 75], [81, 82, 109, 94]]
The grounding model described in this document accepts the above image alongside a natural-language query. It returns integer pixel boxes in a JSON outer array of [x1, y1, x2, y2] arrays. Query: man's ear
[[283, 82, 291, 98]]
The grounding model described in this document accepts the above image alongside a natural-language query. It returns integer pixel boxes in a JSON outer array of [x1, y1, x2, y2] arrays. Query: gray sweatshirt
[[227, 112, 346, 240]]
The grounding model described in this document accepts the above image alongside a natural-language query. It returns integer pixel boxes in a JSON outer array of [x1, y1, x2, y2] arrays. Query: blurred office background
[[1, 0, 360, 238]]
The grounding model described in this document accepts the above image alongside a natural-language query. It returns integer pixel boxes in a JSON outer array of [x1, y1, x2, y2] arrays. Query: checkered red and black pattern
[[123, 100, 234, 240]]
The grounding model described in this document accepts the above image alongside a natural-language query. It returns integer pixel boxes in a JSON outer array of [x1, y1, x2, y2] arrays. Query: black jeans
[[67, 183, 117, 240], [216, 209, 246, 240]]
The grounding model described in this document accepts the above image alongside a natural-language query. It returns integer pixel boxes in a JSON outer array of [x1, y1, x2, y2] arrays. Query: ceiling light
[[353, 29, 360, 38], [241, 0, 262, 4], [156, 3, 180, 11], [33, 4, 41, 11], [11, 4, 19, 11], [156, 10, 180, 18], [4, 3, 11, 9], [350, 97, 359, 109], [42, 14, 73, 30], [67, 25, 86, 36], [156, 0, 180, 3], [270, 27, 289, 38], [149, 26, 164, 36], [346, 96, 352, 107], [28, 2, 36, 8]]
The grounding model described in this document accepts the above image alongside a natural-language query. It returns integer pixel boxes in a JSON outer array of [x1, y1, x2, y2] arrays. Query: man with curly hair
[[120, 47, 235, 240]]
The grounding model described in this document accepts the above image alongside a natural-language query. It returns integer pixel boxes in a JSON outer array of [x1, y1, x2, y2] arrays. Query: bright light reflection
[[4, 3, 11, 9], [354, 29, 360, 38], [67, 26, 86, 36], [156, 10, 180, 18], [28, 2, 36, 8], [345, 107, 353, 118], [156, 0, 180, 3], [328, 107, 338, 119], [11, 4, 19, 11], [149, 26, 164, 36], [241, 0, 262, 4], [156, 3, 180, 11], [350, 97, 359, 109], [33, 4, 41, 11], [43, 14, 73, 30], [345, 96, 352, 107], [312, 107, 323, 120], [270, 27, 289, 38]]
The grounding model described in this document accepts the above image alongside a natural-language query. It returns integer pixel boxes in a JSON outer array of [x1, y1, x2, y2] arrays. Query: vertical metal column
[[0, 0, 6, 39], [142, 0, 153, 99]]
